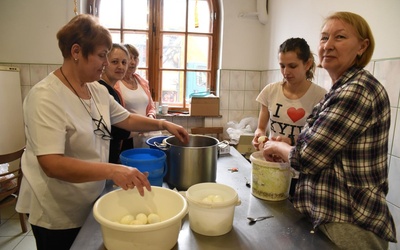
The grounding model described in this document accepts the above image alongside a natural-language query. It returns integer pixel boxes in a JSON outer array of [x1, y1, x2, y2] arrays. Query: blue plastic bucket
[[119, 148, 167, 186], [145, 135, 169, 150]]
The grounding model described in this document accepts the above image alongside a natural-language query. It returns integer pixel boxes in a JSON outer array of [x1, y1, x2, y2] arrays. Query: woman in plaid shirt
[[262, 12, 396, 249]]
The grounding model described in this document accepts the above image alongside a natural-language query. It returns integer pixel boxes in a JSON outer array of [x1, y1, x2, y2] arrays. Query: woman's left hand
[[163, 121, 190, 144], [262, 140, 291, 163]]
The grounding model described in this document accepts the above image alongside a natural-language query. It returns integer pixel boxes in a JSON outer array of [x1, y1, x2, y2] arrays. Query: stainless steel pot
[[162, 134, 219, 190]]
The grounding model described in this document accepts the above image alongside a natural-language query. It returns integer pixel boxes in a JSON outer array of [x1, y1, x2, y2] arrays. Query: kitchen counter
[[71, 147, 338, 250]]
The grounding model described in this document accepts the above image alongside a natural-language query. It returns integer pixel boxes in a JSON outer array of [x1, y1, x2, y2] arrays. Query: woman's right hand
[[162, 120, 190, 144], [252, 130, 267, 150], [111, 165, 152, 196]]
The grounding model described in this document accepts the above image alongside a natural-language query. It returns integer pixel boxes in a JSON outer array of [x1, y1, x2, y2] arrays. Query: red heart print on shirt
[[287, 107, 305, 123]]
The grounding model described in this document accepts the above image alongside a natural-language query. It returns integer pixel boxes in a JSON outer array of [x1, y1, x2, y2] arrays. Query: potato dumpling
[[120, 214, 134, 225], [148, 213, 161, 224], [130, 219, 145, 225], [202, 195, 214, 203], [212, 195, 224, 202], [257, 136, 268, 144], [202, 194, 224, 203], [136, 213, 148, 224], [119, 212, 162, 225]]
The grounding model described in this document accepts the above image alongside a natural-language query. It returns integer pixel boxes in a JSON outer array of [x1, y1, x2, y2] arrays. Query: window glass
[[98, 0, 121, 28], [123, 0, 149, 30], [187, 35, 210, 70], [109, 31, 121, 43], [124, 33, 148, 68], [162, 34, 185, 70], [162, 0, 187, 32], [188, 0, 212, 33], [161, 71, 184, 105], [186, 71, 209, 102]]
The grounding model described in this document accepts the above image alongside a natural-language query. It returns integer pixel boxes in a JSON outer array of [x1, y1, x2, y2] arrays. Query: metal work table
[[71, 147, 338, 250]]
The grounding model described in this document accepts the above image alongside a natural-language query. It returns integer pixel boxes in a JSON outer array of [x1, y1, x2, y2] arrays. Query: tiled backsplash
[[1, 58, 399, 246]]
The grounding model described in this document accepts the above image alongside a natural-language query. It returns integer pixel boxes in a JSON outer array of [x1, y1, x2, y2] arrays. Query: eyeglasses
[[92, 115, 113, 140]]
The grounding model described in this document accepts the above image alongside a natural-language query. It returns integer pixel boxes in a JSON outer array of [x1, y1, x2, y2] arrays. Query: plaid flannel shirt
[[289, 66, 397, 242]]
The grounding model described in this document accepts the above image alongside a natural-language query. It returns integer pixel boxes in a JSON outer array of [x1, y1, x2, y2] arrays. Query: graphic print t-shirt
[[256, 81, 327, 142]]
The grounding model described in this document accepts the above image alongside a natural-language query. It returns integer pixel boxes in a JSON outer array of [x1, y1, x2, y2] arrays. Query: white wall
[[0, 0, 76, 64], [219, 0, 269, 70], [1, 0, 399, 69], [268, 0, 400, 69], [220, 0, 400, 70]]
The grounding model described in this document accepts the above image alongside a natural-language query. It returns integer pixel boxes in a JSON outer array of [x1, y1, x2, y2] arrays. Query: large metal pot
[[163, 135, 219, 190]]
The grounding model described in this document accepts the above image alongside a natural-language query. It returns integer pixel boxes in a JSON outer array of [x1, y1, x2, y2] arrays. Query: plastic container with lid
[[185, 182, 241, 236], [250, 151, 294, 201]]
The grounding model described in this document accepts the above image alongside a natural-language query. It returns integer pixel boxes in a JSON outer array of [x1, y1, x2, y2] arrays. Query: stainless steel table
[[71, 147, 338, 250]]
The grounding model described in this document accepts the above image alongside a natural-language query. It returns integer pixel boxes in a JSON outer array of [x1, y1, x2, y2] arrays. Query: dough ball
[[257, 136, 268, 144], [202, 195, 214, 203], [136, 213, 148, 224], [130, 219, 145, 225], [147, 213, 161, 224], [120, 214, 134, 225], [212, 195, 224, 202]]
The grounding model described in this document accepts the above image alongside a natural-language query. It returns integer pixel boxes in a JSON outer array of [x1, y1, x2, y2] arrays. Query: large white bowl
[[93, 187, 188, 250]]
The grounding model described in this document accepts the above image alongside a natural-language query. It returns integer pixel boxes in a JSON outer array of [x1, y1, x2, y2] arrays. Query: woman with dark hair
[[16, 14, 189, 249], [262, 12, 396, 249], [252, 37, 327, 196]]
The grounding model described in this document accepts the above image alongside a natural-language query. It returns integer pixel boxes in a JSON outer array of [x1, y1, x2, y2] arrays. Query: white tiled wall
[[374, 59, 400, 249], [1, 58, 400, 247]]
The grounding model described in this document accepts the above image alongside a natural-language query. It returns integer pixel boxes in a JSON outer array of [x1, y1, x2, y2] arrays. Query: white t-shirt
[[16, 72, 130, 229], [256, 81, 327, 142], [119, 82, 148, 117]]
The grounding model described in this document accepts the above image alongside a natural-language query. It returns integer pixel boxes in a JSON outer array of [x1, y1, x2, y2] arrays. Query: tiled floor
[[0, 204, 35, 250]]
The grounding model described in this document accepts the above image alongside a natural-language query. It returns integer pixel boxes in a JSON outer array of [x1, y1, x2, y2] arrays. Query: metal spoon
[[247, 215, 274, 225]]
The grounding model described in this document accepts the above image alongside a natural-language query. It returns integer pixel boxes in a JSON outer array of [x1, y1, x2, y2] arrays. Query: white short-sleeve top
[[16, 72, 130, 229], [256, 81, 327, 142]]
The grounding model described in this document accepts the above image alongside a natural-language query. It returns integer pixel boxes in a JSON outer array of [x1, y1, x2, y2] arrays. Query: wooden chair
[[0, 147, 27, 233], [191, 127, 224, 141]]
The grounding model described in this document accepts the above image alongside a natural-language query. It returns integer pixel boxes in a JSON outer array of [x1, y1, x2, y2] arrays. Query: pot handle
[[154, 141, 169, 151], [217, 140, 230, 148]]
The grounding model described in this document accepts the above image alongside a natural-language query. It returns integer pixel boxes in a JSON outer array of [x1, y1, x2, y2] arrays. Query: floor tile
[[0, 235, 24, 250], [13, 236, 36, 250], [0, 218, 29, 237]]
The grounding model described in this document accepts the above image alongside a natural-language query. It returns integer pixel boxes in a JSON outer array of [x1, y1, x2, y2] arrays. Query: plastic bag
[[226, 117, 258, 144]]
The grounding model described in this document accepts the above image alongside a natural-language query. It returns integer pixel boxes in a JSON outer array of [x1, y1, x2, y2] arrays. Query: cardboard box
[[235, 134, 256, 159], [190, 97, 220, 116]]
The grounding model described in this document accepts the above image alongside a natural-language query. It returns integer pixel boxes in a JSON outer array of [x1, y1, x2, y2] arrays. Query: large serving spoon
[[247, 215, 274, 225]]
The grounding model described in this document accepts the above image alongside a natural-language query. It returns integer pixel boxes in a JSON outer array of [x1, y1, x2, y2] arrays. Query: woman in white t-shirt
[[16, 14, 189, 250], [252, 38, 327, 197], [115, 44, 158, 149]]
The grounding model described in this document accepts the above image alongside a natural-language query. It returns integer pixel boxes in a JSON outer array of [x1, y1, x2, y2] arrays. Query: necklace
[[60, 67, 113, 140], [60, 67, 101, 118], [124, 76, 138, 90]]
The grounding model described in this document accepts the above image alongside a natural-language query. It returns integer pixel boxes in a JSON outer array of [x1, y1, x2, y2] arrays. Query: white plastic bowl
[[185, 182, 241, 236], [93, 187, 188, 250]]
